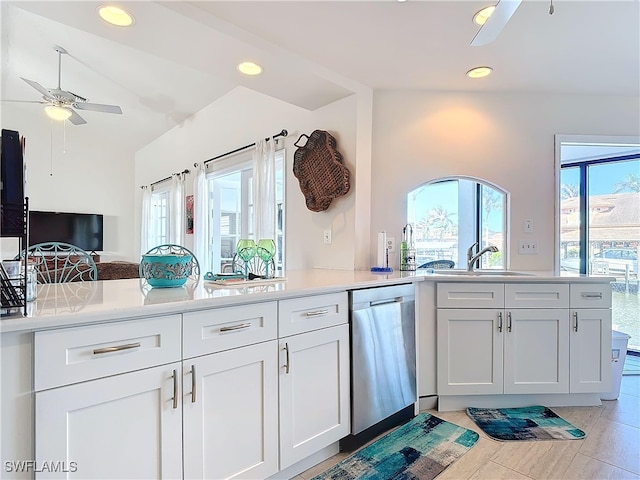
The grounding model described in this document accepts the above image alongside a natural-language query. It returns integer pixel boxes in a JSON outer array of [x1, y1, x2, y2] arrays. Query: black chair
[[418, 260, 455, 269]]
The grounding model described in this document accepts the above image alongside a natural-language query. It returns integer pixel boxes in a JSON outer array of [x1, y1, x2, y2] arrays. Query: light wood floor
[[296, 361, 640, 480]]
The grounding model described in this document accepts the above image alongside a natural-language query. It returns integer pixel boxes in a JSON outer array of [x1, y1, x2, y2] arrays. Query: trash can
[[601, 330, 631, 400]]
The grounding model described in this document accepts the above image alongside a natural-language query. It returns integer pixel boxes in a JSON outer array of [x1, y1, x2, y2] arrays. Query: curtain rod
[[193, 129, 288, 168], [141, 169, 190, 189]]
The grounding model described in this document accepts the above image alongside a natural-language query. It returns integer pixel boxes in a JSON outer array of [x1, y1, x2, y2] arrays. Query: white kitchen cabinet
[[35, 363, 183, 480], [437, 282, 612, 404], [278, 324, 350, 469], [438, 283, 571, 396], [183, 340, 279, 480], [503, 308, 570, 394], [437, 308, 503, 395]]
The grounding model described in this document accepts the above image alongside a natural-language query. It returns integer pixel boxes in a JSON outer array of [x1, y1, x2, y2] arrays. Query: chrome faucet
[[467, 242, 499, 271]]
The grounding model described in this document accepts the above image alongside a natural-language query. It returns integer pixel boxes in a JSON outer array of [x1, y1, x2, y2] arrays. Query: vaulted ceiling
[[2, 1, 638, 153]]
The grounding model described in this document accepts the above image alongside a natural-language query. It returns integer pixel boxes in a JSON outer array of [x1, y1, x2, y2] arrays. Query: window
[[407, 177, 507, 269], [205, 149, 285, 273], [150, 188, 169, 247], [557, 135, 640, 352]]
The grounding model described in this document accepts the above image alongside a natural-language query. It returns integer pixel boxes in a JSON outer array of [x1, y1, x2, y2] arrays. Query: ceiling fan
[[471, 0, 524, 46], [6, 46, 122, 125]]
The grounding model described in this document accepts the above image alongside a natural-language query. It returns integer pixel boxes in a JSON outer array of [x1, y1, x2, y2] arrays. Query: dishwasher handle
[[369, 296, 404, 307]]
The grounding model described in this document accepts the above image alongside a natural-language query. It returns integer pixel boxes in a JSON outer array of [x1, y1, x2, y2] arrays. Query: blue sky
[[562, 159, 640, 195]]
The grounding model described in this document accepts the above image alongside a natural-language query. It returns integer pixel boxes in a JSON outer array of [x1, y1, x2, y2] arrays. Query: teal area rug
[[312, 413, 479, 480], [466, 405, 587, 441]]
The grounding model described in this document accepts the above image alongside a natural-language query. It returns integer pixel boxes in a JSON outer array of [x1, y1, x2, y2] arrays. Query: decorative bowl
[[140, 253, 192, 288]]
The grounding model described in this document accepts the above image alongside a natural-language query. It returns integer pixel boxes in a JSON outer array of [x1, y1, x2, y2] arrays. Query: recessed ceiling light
[[466, 66, 493, 79], [45, 105, 72, 121], [473, 5, 496, 26], [98, 5, 134, 27], [237, 62, 263, 76]]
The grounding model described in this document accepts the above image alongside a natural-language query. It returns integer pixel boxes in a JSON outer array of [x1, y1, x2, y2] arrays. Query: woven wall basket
[[293, 130, 351, 212]]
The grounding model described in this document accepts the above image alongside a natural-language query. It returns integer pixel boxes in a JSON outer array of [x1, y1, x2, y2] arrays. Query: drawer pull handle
[[93, 342, 141, 355], [507, 312, 512, 333], [305, 309, 329, 317], [574, 311, 579, 332], [283, 343, 290, 374], [190, 365, 197, 403], [220, 323, 252, 333], [581, 293, 603, 299], [171, 369, 178, 410], [498, 312, 503, 333]]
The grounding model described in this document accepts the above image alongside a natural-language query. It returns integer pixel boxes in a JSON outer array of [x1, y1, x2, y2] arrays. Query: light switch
[[524, 219, 533, 233]]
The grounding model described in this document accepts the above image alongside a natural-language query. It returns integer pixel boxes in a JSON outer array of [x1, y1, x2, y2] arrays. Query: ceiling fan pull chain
[[63, 119, 67, 154], [49, 119, 54, 177], [549, 0, 554, 15]]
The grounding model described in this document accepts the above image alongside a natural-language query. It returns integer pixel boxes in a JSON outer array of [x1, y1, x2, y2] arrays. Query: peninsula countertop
[[0, 268, 613, 333]]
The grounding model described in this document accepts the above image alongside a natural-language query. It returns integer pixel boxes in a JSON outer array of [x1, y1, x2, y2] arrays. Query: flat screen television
[[1, 129, 25, 236], [29, 211, 104, 252]]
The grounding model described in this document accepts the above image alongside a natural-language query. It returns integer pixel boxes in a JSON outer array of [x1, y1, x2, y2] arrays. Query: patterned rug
[[312, 413, 479, 480], [466, 405, 587, 441]]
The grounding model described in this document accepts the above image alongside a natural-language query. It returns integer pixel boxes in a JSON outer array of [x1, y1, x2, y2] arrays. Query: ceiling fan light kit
[[44, 105, 72, 121], [473, 5, 496, 26], [467, 66, 493, 79], [97, 5, 134, 27]]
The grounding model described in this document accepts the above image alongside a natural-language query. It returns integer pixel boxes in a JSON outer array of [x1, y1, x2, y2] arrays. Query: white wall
[[1, 104, 136, 261], [371, 91, 640, 272], [135, 86, 360, 271]]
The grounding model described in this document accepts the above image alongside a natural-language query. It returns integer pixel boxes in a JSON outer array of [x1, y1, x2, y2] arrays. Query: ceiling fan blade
[[20, 77, 55, 101], [1, 99, 47, 104], [471, 0, 523, 46], [68, 109, 87, 125], [74, 102, 122, 114]]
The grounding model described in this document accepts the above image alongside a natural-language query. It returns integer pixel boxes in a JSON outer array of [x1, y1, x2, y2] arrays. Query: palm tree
[[561, 183, 580, 200], [427, 206, 456, 239], [613, 173, 640, 193]]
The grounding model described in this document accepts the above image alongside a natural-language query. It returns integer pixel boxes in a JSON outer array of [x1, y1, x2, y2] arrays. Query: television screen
[[29, 211, 104, 251], [1, 129, 25, 236]]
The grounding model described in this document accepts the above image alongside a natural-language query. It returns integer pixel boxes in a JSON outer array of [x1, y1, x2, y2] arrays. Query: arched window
[[407, 176, 508, 270]]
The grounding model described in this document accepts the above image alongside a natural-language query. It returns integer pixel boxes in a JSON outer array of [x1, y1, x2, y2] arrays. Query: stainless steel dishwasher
[[344, 284, 416, 448]]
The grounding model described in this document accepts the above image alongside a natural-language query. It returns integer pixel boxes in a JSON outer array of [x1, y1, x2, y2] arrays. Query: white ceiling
[[2, 1, 639, 153]]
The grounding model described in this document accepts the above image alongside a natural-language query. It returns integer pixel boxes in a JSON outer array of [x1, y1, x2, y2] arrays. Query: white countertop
[[0, 269, 614, 333]]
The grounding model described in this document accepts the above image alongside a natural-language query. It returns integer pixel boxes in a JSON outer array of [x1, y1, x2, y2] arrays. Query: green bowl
[[141, 254, 192, 287]]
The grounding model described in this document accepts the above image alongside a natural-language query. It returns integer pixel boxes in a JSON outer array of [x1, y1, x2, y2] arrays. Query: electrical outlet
[[518, 239, 538, 254], [323, 229, 332, 245], [387, 237, 395, 253]]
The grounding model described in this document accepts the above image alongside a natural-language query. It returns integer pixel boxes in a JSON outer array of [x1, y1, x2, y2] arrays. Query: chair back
[[16, 242, 98, 283], [419, 260, 455, 269], [232, 253, 276, 277]]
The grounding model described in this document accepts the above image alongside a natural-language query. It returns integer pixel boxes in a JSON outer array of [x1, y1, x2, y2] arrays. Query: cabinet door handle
[[498, 312, 503, 333], [305, 309, 329, 317], [574, 311, 579, 332], [507, 312, 512, 333], [581, 293, 603, 299], [219, 323, 251, 333], [283, 342, 290, 374], [93, 342, 141, 355], [171, 369, 178, 410], [190, 365, 196, 403]]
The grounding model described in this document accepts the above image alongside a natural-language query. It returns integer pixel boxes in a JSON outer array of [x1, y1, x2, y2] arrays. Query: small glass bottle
[[24, 264, 37, 302]]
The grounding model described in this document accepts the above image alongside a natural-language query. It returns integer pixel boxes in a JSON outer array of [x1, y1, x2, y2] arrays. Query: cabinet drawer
[[570, 283, 612, 308], [505, 283, 569, 308], [436, 283, 504, 308], [279, 292, 348, 337], [34, 315, 181, 391], [183, 302, 277, 358]]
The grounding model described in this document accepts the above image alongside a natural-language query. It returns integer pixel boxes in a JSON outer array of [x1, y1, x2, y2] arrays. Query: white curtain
[[140, 186, 153, 255], [169, 173, 185, 245], [193, 163, 211, 272], [253, 138, 276, 240]]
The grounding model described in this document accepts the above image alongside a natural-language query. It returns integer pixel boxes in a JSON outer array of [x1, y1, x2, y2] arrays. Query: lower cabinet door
[[570, 308, 612, 393], [279, 324, 350, 470], [35, 363, 183, 479], [437, 308, 504, 395], [183, 341, 279, 480], [503, 309, 570, 394]]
